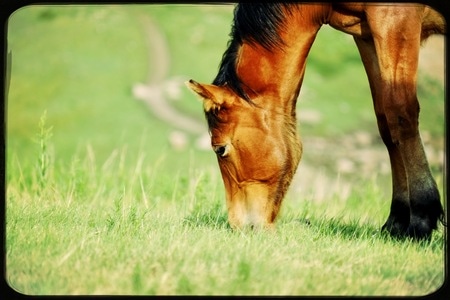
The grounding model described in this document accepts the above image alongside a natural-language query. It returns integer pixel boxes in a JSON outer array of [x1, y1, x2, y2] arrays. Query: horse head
[[186, 79, 302, 230]]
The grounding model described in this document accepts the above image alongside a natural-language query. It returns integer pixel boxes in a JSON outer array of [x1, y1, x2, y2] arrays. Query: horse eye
[[214, 145, 229, 157]]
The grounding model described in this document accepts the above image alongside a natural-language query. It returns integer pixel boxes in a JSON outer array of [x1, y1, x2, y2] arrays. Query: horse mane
[[212, 3, 293, 101]]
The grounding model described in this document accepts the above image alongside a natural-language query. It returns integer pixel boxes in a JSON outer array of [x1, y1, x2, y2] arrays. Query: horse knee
[[384, 101, 420, 144]]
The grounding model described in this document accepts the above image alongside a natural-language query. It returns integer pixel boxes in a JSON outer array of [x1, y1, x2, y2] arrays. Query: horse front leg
[[354, 37, 411, 237], [377, 116, 411, 236], [383, 92, 442, 240], [356, 7, 443, 239], [399, 132, 442, 239]]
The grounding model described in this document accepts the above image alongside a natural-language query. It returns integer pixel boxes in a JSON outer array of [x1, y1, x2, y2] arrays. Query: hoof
[[382, 217, 434, 240], [381, 220, 408, 238], [381, 213, 409, 238], [405, 216, 433, 240]]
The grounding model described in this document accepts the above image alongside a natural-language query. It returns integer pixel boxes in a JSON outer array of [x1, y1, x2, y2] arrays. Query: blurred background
[[6, 4, 444, 201]]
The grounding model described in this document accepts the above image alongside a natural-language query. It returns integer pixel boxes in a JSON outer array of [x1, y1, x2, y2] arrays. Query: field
[[5, 4, 446, 296]]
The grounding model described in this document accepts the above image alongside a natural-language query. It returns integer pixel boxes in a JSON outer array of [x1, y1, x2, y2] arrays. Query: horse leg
[[354, 37, 411, 236], [354, 9, 443, 239]]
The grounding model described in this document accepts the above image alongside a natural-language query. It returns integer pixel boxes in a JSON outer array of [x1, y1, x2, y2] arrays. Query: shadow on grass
[[182, 206, 444, 250], [293, 215, 445, 249]]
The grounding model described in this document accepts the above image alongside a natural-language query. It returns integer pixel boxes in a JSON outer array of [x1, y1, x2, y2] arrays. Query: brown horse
[[186, 3, 445, 239]]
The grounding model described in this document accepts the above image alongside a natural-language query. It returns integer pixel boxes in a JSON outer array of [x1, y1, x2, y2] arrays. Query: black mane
[[212, 3, 293, 101]]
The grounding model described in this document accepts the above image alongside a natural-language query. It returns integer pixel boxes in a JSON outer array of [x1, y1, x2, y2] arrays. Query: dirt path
[[131, 15, 209, 150]]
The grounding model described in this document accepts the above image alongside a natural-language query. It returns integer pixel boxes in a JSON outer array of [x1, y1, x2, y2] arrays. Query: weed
[[34, 111, 53, 192]]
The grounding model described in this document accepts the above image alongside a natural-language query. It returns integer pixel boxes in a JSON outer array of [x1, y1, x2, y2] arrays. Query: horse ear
[[185, 79, 234, 112]]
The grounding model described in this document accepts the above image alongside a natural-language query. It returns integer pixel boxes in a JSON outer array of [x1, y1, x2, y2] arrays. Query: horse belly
[[328, 3, 445, 40], [328, 4, 370, 38]]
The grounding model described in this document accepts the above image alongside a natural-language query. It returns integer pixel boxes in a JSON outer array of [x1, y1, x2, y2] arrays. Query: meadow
[[5, 4, 446, 296]]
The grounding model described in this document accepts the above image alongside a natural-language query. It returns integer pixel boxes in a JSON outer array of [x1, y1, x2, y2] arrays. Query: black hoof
[[407, 198, 444, 240], [383, 191, 443, 241], [381, 218, 408, 238], [405, 215, 434, 240], [382, 216, 436, 240]]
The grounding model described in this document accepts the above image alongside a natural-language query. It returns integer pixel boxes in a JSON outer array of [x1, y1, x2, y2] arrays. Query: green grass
[[5, 4, 445, 296], [6, 124, 445, 295]]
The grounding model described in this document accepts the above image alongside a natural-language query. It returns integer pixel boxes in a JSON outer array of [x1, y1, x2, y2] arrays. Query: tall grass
[[6, 115, 445, 296]]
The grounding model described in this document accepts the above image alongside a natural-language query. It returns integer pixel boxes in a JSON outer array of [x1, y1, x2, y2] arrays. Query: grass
[[6, 113, 445, 296], [6, 131, 445, 295], [5, 4, 446, 296]]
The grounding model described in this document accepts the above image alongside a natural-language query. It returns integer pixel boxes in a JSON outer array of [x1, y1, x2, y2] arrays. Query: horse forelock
[[205, 109, 223, 131], [213, 3, 294, 102]]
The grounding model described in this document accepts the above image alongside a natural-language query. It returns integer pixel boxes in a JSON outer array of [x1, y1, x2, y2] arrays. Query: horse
[[185, 3, 445, 239]]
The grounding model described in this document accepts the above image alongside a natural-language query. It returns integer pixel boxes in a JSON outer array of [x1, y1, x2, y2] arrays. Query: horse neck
[[235, 21, 321, 116]]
